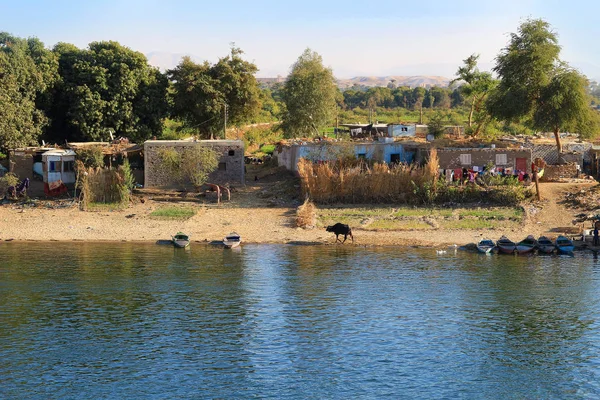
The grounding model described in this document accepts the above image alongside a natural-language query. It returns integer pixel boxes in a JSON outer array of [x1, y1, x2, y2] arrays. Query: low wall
[[541, 163, 578, 181]]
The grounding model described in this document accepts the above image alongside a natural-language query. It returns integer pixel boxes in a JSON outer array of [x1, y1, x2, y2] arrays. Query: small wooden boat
[[537, 236, 555, 254], [172, 232, 190, 248], [477, 239, 496, 254], [497, 236, 517, 254], [555, 235, 574, 255], [223, 232, 241, 249], [516, 235, 537, 255]]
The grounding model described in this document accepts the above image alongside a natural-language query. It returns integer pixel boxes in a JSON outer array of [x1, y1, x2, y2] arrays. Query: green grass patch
[[365, 219, 433, 231], [457, 207, 523, 220], [259, 144, 276, 154], [392, 208, 453, 218], [150, 206, 196, 219]]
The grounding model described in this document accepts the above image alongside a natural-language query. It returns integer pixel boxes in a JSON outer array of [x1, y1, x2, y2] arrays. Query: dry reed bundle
[[296, 197, 317, 228], [297, 155, 438, 205], [78, 164, 126, 210]]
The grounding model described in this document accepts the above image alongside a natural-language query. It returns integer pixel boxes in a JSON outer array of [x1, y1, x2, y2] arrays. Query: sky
[[1, 0, 599, 80]]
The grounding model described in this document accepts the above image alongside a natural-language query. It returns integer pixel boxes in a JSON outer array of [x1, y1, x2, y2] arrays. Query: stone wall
[[541, 163, 579, 181], [144, 140, 245, 188]]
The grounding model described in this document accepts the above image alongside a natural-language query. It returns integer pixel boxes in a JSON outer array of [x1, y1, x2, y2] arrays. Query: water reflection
[[1, 243, 600, 398]]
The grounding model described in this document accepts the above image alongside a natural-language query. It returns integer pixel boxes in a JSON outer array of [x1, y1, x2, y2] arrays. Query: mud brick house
[[436, 147, 532, 173], [143, 139, 245, 188]]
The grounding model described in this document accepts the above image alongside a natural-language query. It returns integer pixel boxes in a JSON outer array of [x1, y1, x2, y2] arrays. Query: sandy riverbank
[[0, 181, 596, 248]]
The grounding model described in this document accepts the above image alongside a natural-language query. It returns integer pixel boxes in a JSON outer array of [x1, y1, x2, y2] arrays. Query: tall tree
[[0, 33, 58, 151], [487, 18, 596, 152], [169, 47, 261, 139], [281, 49, 337, 138], [452, 54, 497, 135], [47, 41, 168, 143]]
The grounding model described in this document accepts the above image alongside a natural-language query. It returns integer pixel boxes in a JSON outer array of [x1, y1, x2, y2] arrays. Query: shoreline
[[0, 181, 595, 248]]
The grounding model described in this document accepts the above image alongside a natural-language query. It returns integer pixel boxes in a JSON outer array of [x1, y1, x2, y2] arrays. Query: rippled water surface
[[2, 242, 600, 399]]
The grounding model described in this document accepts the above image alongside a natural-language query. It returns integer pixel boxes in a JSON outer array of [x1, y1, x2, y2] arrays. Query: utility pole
[[223, 103, 228, 140]]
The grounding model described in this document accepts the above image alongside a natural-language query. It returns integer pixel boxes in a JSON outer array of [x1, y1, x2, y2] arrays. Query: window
[[218, 162, 227, 171], [63, 161, 75, 172], [48, 161, 59, 172], [459, 154, 471, 165], [401, 127, 408, 132], [228, 150, 235, 156], [390, 154, 401, 164], [357, 153, 367, 159], [495, 154, 508, 165]]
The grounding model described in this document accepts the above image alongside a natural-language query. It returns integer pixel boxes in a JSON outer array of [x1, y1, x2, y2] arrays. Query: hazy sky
[[2, 0, 599, 79]]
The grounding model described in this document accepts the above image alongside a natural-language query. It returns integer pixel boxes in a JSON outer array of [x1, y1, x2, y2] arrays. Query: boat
[[476, 239, 496, 254], [223, 232, 241, 249], [555, 235, 575, 255], [516, 235, 537, 255], [172, 232, 190, 248], [496, 236, 517, 254], [537, 236, 555, 254]]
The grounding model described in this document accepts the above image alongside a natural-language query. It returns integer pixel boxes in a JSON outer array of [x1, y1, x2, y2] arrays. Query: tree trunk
[[419, 106, 423, 124], [554, 127, 562, 154], [468, 100, 475, 127]]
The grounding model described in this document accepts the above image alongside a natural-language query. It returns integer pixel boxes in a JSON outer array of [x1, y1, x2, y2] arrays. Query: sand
[[0, 181, 595, 248]]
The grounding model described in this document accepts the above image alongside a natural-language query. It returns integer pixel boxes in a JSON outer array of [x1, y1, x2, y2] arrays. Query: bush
[[77, 146, 105, 168], [0, 173, 19, 198], [156, 145, 219, 189]]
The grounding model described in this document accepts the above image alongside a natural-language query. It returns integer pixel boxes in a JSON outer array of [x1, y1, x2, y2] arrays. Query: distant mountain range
[[257, 75, 451, 89]]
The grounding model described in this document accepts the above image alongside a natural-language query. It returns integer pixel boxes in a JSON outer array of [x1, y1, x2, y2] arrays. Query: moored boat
[[172, 232, 190, 248], [223, 232, 241, 249], [555, 235, 574, 255], [497, 236, 517, 254], [537, 236, 555, 254], [516, 235, 537, 255], [477, 239, 496, 254]]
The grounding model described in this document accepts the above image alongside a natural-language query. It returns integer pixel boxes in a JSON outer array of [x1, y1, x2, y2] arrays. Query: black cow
[[326, 223, 354, 243]]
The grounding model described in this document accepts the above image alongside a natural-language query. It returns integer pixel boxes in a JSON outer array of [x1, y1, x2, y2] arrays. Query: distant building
[[143, 139, 245, 188], [274, 141, 426, 172]]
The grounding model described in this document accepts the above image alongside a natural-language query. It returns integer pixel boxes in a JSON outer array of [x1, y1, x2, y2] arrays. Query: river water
[[1, 242, 600, 399]]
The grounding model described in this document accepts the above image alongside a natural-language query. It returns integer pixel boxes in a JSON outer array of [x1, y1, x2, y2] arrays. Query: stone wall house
[[143, 140, 245, 188], [436, 147, 532, 173]]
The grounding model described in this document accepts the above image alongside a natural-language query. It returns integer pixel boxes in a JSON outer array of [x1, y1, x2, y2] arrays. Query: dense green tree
[[534, 68, 598, 148], [169, 47, 261, 139], [452, 54, 497, 135], [486, 19, 597, 152], [47, 41, 168, 143], [0, 33, 58, 151], [280, 48, 337, 138]]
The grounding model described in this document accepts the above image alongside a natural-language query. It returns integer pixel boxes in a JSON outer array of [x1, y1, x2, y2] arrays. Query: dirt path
[[522, 182, 596, 238]]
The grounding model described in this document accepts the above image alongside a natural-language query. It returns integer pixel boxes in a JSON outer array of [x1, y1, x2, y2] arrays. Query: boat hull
[[515, 245, 535, 255], [537, 245, 555, 254], [173, 240, 190, 248], [497, 244, 516, 254], [477, 246, 494, 254], [556, 246, 575, 254]]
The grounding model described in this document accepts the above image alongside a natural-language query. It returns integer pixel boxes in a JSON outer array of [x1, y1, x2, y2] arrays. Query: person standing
[[594, 226, 599, 247]]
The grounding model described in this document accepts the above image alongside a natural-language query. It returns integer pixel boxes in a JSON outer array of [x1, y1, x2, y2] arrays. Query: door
[[516, 157, 527, 172]]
